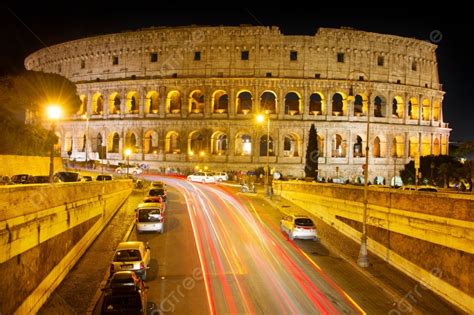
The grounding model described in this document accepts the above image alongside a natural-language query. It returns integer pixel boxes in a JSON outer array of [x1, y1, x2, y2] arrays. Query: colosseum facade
[[25, 25, 450, 180]]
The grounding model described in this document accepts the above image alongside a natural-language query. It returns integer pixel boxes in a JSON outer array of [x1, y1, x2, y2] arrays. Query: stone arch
[[109, 92, 121, 114], [374, 95, 387, 117], [188, 130, 208, 155], [146, 91, 159, 114], [165, 131, 180, 153], [408, 97, 419, 119], [126, 91, 139, 114], [212, 90, 228, 113], [332, 92, 347, 116], [125, 131, 139, 152], [353, 135, 364, 157], [211, 131, 228, 155], [373, 135, 386, 158], [284, 91, 301, 115], [391, 136, 404, 158], [409, 136, 419, 158], [332, 134, 346, 157], [433, 137, 440, 156], [189, 90, 205, 114], [259, 135, 274, 156], [166, 90, 182, 114], [92, 92, 104, 115], [143, 130, 159, 154], [422, 98, 431, 121], [354, 95, 364, 116], [236, 90, 253, 114], [260, 91, 277, 114], [235, 132, 252, 155], [392, 96, 404, 118], [432, 99, 441, 121], [108, 132, 120, 153], [421, 135, 431, 156], [78, 95, 87, 115], [283, 133, 300, 157], [309, 93, 325, 115]]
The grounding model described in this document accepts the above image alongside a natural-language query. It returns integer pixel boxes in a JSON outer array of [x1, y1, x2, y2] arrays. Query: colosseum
[[25, 25, 450, 180]]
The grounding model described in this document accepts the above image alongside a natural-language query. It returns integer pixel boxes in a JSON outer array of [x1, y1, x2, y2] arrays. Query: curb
[[85, 212, 136, 314]]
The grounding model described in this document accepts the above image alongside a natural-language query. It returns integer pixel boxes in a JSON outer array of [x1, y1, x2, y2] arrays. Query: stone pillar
[[228, 87, 236, 118], [86, 91, 92, 116], [159, 85, 166, 118], [326, 91, 333, 118], [139, 87, 146, 118], [103, 91, 109, 118], [204, 86, 212, 118], [404, 131, 409, 159]]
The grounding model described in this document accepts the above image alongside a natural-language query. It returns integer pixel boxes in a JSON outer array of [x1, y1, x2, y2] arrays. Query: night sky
[[1, 4, 472, 141]]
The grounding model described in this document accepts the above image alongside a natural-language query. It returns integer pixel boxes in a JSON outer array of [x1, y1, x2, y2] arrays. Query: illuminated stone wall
[[25, 26, 450, 179], [0, 155, 63, 177], [273, 180, 474, 312]]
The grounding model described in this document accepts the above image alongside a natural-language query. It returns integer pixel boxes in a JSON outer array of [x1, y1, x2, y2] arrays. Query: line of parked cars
[[101, 181, 168, 313]]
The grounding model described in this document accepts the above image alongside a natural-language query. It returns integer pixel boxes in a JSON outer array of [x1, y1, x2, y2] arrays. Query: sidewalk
[[250, 188, 463, 314]]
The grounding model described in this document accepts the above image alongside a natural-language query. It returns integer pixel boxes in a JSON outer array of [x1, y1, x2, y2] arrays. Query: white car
[[187, 172, 216, 183], [213, 172, 229, 182], [110, 241, 151, 280], [280, 214, 318, 241], [135, 202, 164, 233], [115, 166, 143, 175]]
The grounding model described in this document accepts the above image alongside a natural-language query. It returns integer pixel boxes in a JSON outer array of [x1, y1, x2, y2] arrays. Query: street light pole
[[357, 92, 370, 268], [124, 148, 132, 177]]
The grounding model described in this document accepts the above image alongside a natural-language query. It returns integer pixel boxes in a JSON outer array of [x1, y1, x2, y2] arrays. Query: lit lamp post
[[256, 113, 270, 197], [357, 92, 371, 268], [47, 105, 62, 183], [124, 148, 132, 176]]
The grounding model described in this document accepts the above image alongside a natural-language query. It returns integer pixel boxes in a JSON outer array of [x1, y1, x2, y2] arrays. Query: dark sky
[[1, 4, 472, 141]]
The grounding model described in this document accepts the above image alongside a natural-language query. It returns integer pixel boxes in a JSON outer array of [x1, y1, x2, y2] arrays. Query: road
[[125, 177, 365, 314]]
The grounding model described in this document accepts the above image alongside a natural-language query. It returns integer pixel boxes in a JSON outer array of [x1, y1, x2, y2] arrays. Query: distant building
[[25, 25, 450, 179]]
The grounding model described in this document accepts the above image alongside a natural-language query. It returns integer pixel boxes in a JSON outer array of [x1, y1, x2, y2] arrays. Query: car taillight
[[140, 262, 145, 270]]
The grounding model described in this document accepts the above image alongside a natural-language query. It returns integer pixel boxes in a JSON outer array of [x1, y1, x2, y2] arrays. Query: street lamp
[[256, 113, 271, 197], [357, 90, 371, 268], [47, 105, 62, 183], [81, 114, 89, 168], [124, 148, 132, 176]]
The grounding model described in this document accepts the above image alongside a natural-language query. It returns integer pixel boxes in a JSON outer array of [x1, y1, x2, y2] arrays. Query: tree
[[304, 124, 318, 177], [0, 71, 81, 156]]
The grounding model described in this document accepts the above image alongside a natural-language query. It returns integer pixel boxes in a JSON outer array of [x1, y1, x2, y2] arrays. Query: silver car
[[280, 214, 318, 241], [135, 202, 164, 233], [110, 241, 151, 280]]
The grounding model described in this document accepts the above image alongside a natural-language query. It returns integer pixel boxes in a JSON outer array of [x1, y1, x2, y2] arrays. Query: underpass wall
[[273, 181, 474, 313], [0, 180, 133, 315], [0, 155, 63, 177]]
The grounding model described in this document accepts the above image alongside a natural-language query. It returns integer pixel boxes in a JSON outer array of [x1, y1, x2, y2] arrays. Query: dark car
[[101, 272, 148, 315], [0, 175, 10, 185], [53, 171, 81, 182], [11, 174, 35, 184], [144, 188, 167, 203], [97, 175, 113, 181], [34, 175, 51, 184]]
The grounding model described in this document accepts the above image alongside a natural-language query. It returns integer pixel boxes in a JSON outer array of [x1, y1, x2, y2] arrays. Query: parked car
[[150, 181, 166, 189], [0, 175, 10, 185], [33, 175, 51, 184], [144, 188, 167, 204], [400, 185, 438, 192], [115, 165, 143, 175], [97, 174, 113, 181], [280, 214, 318, 241], [101, 271, 148, 315], [110, 241, 151, 280], [53, 171, 81, 182], [10, 174, 35, 184], [135, 202, 164, 233], [187, 172, 216, 183], [213, 172, 229, 182], [81, 175, 93, 181]]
